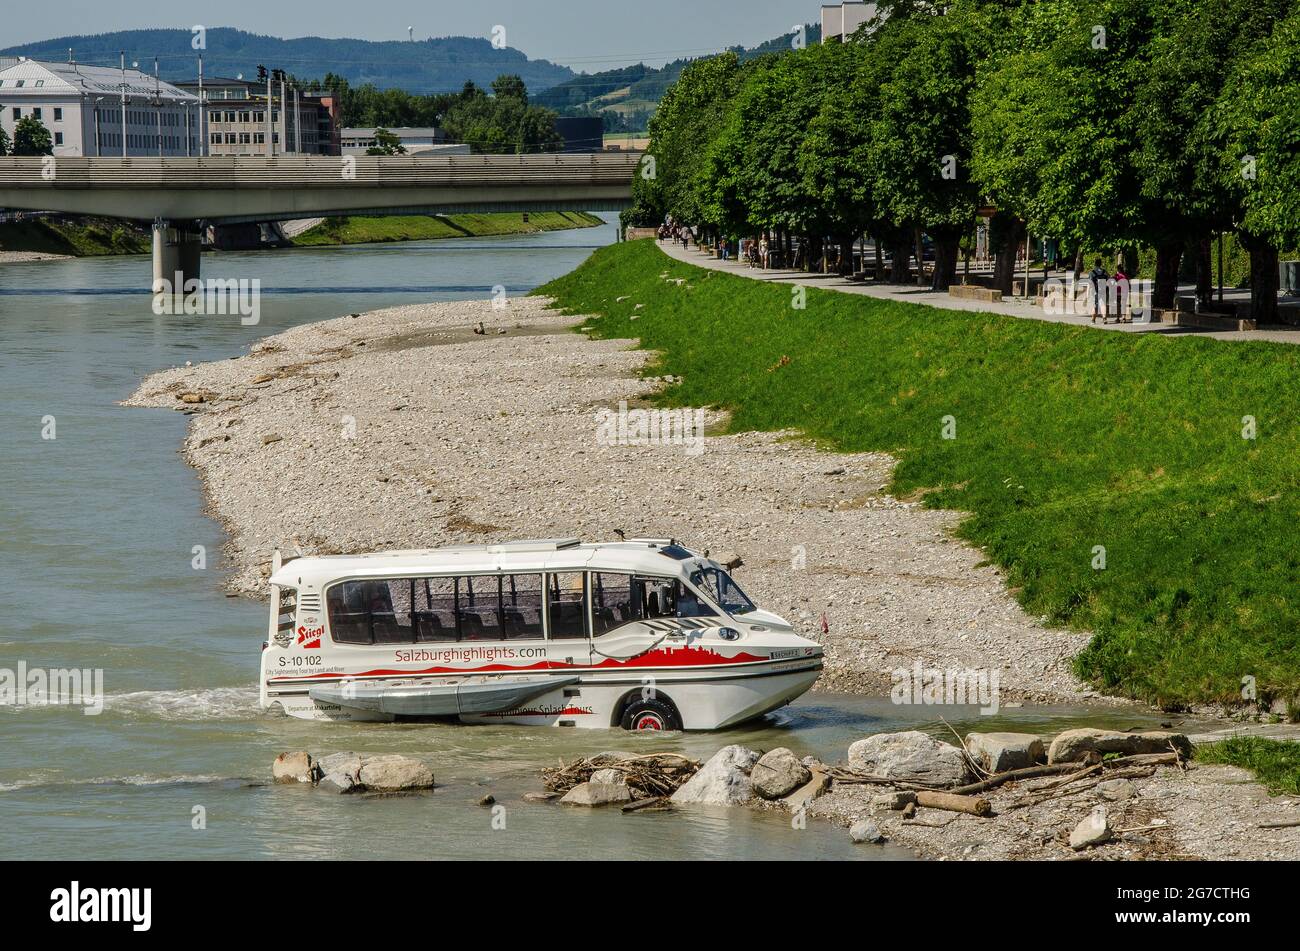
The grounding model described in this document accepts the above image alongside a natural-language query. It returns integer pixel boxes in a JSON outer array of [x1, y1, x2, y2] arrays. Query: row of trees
[[0, 116, 55, 156], [630, 0, 1300, 319], [302, 73, 563, 154]]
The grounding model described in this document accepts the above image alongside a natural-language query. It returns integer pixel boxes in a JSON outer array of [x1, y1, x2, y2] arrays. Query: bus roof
[[269, 539, 713, 589]]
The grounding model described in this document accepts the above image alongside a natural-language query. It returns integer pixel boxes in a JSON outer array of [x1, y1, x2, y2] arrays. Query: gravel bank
[[0, 250, 73, 263], [805, 760, 1300, 861], [126, 294, 1101, 703]]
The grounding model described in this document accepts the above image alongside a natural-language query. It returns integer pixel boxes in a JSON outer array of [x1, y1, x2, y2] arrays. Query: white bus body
[[259, 538, 823, 731]]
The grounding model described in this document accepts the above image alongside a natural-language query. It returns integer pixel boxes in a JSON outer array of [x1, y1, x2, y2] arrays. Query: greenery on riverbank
[[0, 217, 150, 256], [537, 239, 1300, 710], [290, 212, 604, 247], [1197, 738, 1300, 795]]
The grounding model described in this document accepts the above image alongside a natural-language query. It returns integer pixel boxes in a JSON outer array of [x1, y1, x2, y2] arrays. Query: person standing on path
[[1112, 262, 1130, 323], [1088, 257, 1110, 323]]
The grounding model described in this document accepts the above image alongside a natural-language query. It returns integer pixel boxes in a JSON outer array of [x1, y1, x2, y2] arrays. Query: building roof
[[341, 127, 443, 138], [0, 59, 197, 101]]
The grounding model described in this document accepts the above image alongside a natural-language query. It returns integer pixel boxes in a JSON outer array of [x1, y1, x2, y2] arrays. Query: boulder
[[1047, 729, 1192, 764], [272, 751, 314, 784], [560, 771, 633, 806], [784, 769, 830, 813], [523, 791, 560, 803], [315, 752, 363, 793], [847, 731, 972, 786], [850, 819, 884, 844], [670, 745, 760, 805], [751, 748, 811, 800], [1096, 779, 1136, 802], [357, 754, 434, 792], [964, 732, 1045, 773], [1069, 806, 1112, 850]]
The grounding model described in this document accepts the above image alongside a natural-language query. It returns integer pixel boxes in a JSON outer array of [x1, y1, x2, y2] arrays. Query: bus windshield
[[691, 567, 757, 615]]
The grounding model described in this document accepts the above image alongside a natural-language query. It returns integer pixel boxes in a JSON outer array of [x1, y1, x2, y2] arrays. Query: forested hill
[[0, 28, 575, 94], [533, 23, 822, 123]]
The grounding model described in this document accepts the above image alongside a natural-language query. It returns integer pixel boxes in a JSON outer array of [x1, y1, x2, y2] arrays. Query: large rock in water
[[751, 748, 811, 800], [316, 752, 363, 794], [272, 751, 314, 784], [847, 731, 972, 786], [671, 745, 760, 804], [357, 754, 434, 792], [964, 732, 1045, 773], [560, 769, 633, 807], [1048, 729, 1192, 764]]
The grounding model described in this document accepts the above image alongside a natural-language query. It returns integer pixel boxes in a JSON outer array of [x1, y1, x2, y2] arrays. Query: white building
[[0, 58, 201, 157], [821, 2, 878, 42], [340, 127, 468, 155]]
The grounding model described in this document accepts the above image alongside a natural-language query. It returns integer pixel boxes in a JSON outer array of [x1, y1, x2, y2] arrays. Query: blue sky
[[3, 0, 819, 69]]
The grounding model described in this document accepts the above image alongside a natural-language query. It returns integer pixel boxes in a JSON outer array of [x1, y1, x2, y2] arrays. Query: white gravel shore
[[126, 294, 1101, 703]]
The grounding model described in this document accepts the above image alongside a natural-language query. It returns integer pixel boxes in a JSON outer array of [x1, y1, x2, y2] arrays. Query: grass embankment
[[0, 217, 150, 256], [1198, 738, 1300, 794], [290, 211, 604, 247], [536, 239, 1300, 710]]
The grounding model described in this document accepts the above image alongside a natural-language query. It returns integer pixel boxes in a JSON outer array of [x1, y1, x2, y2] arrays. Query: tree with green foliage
[[1207, 3, 1300, 322], [1135, 0, 1293, 314], [0, 122, 10, 156], [12, 115, 53, 156], [631, 52, 741, 229], [439, 77, 563, 154], [365, 128, 407, 155]]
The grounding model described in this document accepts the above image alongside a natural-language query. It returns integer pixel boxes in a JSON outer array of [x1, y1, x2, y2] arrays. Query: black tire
[[619, 696, 682, 732]]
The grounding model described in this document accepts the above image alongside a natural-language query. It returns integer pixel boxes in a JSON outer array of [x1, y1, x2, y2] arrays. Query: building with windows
[[821, 2, 878, 42], [0, 58, 200, 156], [339, 127, 467, 155], [174, 76, 339, 156]]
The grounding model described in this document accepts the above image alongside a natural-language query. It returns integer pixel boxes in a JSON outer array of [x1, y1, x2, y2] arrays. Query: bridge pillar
[[151, 221, 202, 295]]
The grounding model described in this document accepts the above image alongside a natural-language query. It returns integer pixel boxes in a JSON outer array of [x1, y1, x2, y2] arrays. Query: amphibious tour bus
[[259, 538, 823, 730]]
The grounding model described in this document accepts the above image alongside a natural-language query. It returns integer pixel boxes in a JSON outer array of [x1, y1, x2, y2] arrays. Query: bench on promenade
[[949, 284, 1004, 303]]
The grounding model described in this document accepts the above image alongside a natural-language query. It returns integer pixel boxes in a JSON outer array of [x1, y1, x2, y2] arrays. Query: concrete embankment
[[125, 293, 1098, 703]]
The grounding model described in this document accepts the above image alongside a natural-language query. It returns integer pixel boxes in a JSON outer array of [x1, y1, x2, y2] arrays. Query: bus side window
[[547, 572, 587, 639]]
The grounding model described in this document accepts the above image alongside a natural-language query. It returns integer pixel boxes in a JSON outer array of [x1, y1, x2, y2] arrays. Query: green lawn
[[290, 211, 604, 247], [1197, 737, 1300, 794], [0, 218, 150, 256], [535, 239, 1300, 709]]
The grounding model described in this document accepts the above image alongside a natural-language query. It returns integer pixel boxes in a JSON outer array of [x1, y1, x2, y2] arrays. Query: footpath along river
[[0, 218, 1178, 859]]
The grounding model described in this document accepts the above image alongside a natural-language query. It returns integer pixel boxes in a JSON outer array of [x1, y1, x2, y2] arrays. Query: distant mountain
[[0, 28, 575, 94], [533, 23, 822, 130]]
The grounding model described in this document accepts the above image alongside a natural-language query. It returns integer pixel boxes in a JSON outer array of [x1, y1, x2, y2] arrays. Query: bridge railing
[[0, 152, 645, 188]]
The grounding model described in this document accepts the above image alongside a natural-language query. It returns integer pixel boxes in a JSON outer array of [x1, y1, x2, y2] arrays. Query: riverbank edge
[[0, 211, 605, 259]]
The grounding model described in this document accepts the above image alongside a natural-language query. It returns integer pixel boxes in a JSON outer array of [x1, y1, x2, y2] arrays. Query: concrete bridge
[[0, 152, 642, 288]]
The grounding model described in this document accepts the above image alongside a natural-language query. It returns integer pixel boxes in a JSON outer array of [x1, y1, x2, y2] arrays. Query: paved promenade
[[656, 239, 1300, 344]]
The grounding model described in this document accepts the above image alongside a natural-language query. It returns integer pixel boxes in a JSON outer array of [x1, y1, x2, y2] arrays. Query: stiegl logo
[[49, 881, 151, 932]]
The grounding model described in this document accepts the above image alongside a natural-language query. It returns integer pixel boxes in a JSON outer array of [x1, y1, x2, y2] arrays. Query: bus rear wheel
[[620, 697, 682, 732]]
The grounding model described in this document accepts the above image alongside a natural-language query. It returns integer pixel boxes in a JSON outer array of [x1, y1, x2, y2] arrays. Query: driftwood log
[[915, 790, 992, 816]]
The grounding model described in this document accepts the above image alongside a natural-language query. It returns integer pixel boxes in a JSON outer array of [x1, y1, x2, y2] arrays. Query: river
[[0, 217, 1174, 860]]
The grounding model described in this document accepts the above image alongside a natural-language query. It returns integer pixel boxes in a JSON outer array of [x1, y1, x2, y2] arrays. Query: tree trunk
[[874, 237, 885, 281], [1152, 241, 1184, 310], [839, 235, 855, 276], [1241, 230, 1279, 324], [931, 231, 961, 291], [914, 227, 927, 287], [992, 216, 1024, 295], [1191, 236, 1213, 308], [1072, 246, 1085, 274], [889, 236, 912, 284]]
